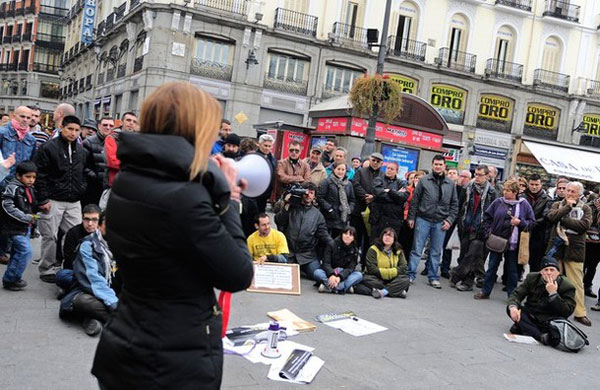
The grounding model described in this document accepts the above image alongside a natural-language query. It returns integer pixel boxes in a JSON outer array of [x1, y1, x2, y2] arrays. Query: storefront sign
[[386, 74, 419, 95], [474, 129, 512, 150], [349, 118, 443, 149], [444, 148, 460, 163], [380, 144, 419, 178], [316, 117, 348, 133], [430, 84, 467, 125], [281, 131, 310, 160], [476, 94, 514, 132], [473, 145, 508, 160], [524, 103, 559, 133], [582, 114, 600, 136], [81, 0, 97, 46], [524, 141, 600, 183]]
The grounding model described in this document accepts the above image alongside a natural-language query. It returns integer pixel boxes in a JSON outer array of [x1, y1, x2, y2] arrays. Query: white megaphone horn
[[227, 154, 273, 198]]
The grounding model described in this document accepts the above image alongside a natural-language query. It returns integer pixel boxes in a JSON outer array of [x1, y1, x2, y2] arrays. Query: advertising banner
[[380, 144, 419, 178], [523, 103, 560, 137], [81, 0, 97, 46], [386, 74, 419, 95], [476, 94, 514, 132], [281, 131, 310, 160], [430, 84, 467, 125], [582, 114, 600, 137], [316, 117, 349, 133], [524, 141, 600, 183], [349, 118, 443, 149]]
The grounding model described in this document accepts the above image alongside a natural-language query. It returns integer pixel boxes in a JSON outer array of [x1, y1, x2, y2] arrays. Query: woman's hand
[[211, 155, 247, 202]]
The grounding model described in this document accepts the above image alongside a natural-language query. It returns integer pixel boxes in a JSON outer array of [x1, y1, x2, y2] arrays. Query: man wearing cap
[[351, 152, 384, 266], [506, 256, 575, 346], [83, 118, 112, 206], [304, 147, 327, 186], [221, 133, 241, 159], [80, 119, 97, 140]]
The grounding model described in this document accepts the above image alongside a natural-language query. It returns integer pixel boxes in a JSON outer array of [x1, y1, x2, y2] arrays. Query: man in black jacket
[[275, 182, 333, 279], [255, 134, 277, 213], [35, 115, 87, 283], [82, 118, 113, 206], [522, 174, 552, 272], [370, 162, 408, 239]]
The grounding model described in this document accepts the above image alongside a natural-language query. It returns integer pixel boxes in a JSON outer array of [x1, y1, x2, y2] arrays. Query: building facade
[[0, 0, 67, 124], [59, 0, 600, 176]]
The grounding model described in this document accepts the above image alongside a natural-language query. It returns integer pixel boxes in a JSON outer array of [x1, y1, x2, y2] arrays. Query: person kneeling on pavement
[[506, 257, 575, 346], [275, 182, 333, 279], [355, 227, 410, 299], [59, 212, 118, 336], [314, 226, 362, 294]]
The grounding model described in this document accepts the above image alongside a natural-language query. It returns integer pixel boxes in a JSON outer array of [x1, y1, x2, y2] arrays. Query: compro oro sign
[[430, 84, 467, 125], [476, 94, 514, 132], [582, 114, 600, 137], [523, 103, 560, 137], [386, 74, 419, 95], [524, 141, 600, 183]]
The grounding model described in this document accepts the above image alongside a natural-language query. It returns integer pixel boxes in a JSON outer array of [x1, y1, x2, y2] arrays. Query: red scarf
[[11, 118, 29, 141]]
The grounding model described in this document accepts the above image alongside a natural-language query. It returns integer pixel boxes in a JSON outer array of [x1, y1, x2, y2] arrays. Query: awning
[[524, 141, 600, 183]]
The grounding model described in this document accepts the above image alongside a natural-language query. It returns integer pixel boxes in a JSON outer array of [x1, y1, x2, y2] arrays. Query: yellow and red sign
[[583, 114, 600, 136], [386, 74, 419, 95], [524, 103, 560, 133]]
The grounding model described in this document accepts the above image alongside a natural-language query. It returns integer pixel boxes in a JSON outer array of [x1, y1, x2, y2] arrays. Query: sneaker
[[318, 284, 331, 293], [39, 274, 56, 283], [3, 279, 27, 291], [590, 304, 600, 311], [473, 292, 490, 300], [398, 290, 407, 299], [420, 268, 428, 276], [456, 282, 473, 292], [82, 318, 103, 336], [371, 288, 384, 299], [0, 254, 8, 265], [429, 280, 442, 289], [347, 286, 354, 294]]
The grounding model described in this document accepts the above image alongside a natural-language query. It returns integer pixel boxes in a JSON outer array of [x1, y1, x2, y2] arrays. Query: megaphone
[[228, 154, 273, 198]]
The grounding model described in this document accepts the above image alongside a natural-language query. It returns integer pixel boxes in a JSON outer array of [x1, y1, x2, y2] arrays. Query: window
[[267, 52, 308, 82], [195, 37, 233, 65], [541, 36, 561, 72], [447, 14, 468, 55], [324, 63, 364, 94], [37, 20, 63, 36], [284, 0, 308, 13], [34, 48, 61, 68], [391, 1, 419, 48], [495, 25, 516, 65]]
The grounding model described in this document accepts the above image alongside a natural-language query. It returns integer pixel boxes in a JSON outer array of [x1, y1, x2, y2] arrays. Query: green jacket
[[507, 272, 576, 323], [365, 245, 407, 281]]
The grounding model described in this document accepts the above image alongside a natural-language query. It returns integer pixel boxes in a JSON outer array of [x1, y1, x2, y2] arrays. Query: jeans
[[313, 268, 363, 292], [408, 217, 446, 281], [482, 250, 518, 296], [300, 260, 321, 281], [546, 236, 565, 259], [2, 232, 33, 284], [56, 269, 75, 290]]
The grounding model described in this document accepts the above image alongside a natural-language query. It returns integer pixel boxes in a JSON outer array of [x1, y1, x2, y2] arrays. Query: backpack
[[548, 318, 589, 353]]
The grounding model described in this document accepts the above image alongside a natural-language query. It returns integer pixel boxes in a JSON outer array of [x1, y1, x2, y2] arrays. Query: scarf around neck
[[11, 118, 29, 141], [502, 197, 523, 250], [330, 174, 350, 224]]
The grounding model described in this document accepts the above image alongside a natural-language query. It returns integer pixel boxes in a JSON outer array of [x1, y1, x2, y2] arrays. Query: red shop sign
[[350, 118, 442, 149], [316, 117, 349, 133], [281, 131, 310, 160]]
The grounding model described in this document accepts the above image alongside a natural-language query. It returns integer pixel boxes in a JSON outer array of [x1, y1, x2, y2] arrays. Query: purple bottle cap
[[268, 321, 280, 331]]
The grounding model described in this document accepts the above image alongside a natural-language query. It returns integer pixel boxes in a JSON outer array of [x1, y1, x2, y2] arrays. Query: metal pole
[[360, 0, 393, 159]]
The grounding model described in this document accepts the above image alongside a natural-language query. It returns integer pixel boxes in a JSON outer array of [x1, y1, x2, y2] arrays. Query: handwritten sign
[[248, 263, 301, 295]]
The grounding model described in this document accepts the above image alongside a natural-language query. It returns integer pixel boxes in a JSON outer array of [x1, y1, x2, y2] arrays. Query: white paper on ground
[[223, 322, 299, 357], [243, 340, 314, 365], [503, 333, 539, 345], [323, 316, 387, 336], [267, 353, 324, 384]]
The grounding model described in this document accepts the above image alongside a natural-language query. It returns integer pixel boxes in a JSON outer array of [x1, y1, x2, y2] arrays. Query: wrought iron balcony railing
[[485, 58, 523, 82], [495, 0, 532, 11], [194, 0, 249, 16], [543, 0, 580, 23], [190, 58, 233, 81], [18, 62, 27, 71], [332, 22, 368, 47], [12, 35, 21, 43], [133, 56, 144, 73], [130, 0, 141, 10], [533, 68, 570, 92], [274, 8, 318, 37], [434, 47, 477, 73], [263, 74, 308, 96], [2, 36, 11, 44], [115, 3, 126, 22], [584, 79, 600, 98], [387, 36, 426, 62], [105, 13, 115, 32]]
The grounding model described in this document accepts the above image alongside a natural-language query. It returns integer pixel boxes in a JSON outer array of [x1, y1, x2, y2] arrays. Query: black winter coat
[[83, 133, 108, 203], [34, 136, 87, 204], [322, 236, 359, 280], [0, 178, 37, 235], [317, 176, 355, 231], [352, 166, 383, 214], [370, 175, 409, 228], [91, 133, 254, 390]]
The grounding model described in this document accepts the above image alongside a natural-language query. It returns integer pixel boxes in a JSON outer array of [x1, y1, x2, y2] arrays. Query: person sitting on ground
[[1, 161, 38, 291], [275, 182, 332, 279], [317, 161, 355, 238], [355, 227, 410, 299], [247, 213, 289, 264], [314, 226, 362, 294], [506, 256, 575, 346], [59, 212, 118, 337]]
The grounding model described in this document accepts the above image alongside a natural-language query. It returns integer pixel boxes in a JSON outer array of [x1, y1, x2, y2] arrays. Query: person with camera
[[317, 161, 355, 238], [275, 182, 333, 279]]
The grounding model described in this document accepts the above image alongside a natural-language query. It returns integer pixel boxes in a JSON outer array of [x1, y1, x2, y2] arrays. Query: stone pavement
[[1, 238, 600, 390]]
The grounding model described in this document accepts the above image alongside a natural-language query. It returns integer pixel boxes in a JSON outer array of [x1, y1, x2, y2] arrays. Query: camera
[[285, 184, 307, 206]]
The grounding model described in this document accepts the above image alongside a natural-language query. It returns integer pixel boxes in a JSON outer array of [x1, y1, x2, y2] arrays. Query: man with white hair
[[458, 170, 472, 187], [255, 134, 277, 213], [546, 181, 593, 327]]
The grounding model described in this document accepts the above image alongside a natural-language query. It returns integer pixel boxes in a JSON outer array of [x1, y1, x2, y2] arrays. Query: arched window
[[541, 36, 562, 72], [391, 0, 419, 49], [494, 25, 516, 64], [447, 13, 469, 55]]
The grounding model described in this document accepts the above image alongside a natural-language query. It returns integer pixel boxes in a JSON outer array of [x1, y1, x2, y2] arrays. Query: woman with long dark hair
[[91, 82, 254, 389], [318, 161, 355, 238]]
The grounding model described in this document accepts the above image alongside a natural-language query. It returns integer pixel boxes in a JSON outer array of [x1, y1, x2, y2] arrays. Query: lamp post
[[360, 0, 393, 159]]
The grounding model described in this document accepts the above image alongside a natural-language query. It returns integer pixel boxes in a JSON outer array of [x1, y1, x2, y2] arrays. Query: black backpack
[[548, 318, 589, 353]]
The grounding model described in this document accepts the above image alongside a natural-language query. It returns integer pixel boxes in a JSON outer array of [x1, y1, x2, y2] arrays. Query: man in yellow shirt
[[247, 213, 289, 264]]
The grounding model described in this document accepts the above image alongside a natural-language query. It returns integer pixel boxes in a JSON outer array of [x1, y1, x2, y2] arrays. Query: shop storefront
[[467, 129, 512, 180]]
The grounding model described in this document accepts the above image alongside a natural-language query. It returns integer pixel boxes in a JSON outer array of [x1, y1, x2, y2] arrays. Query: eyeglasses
[[289, 149, 300, 153], [83, 217, 99, 222], [370, 158, 382, 163], [474, 173, 487, 177]]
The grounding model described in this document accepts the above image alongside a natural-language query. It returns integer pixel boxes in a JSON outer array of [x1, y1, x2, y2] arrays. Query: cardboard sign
[[476, 94, 514, 132], [247, 263, 301, 295], [430, 84, 467, 125]]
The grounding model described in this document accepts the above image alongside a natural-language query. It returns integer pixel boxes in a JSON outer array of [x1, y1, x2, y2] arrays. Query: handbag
[[518, 231, 530, 265], [486, 233, 508, 253]]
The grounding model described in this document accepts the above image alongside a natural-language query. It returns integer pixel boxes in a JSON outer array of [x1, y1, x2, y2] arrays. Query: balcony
[[194, 0, 249, 17], [18, 62, 27, 71], [5, 63, 17, 71], [12, 35, 21, 43], [190, 58, 232, 81], [97, 21, 106, 37], [332, 22, 368, 47], [130, 0, 141, 10], [115, 3, 126, 22], [274, 8, 318, 37], [485, 58, 523, 83], [105, 13, 115, 32], [495, 0, 532, 11], [22, 32, 31, 42], [39, 5, 68, 18], [3, 36, 11, 44], [543, 0, 579, 23], [583, 79, 600, 98], [434, 47, 477, 73], [106, 68, 115, 82], [533, 68, 570, 93], [33, 63, 60, 75], [263, 74, 308, 95], [387, 36, 426, 62], [35, 33, 65, 50], [133, 56, 144, 73], [117, 63, 127, 78]]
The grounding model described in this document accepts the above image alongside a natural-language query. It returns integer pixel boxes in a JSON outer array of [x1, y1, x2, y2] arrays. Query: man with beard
[[450, 165, 496, 291], [221, 133, 241, 159], [522, 174, 552, 272], [210, 119, 232, 155], [320, 139, 336, 168]]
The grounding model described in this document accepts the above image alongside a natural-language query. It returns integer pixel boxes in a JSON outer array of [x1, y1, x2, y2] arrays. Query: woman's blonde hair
[[503, 179, 519, 194], [139, 82, 222, 180]]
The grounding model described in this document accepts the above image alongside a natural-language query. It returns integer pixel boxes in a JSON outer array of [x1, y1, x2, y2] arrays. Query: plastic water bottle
[[261, 321, 281, 358]]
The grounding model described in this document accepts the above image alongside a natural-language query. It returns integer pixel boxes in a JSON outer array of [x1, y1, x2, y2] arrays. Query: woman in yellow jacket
[[356, 227, 411, 299]]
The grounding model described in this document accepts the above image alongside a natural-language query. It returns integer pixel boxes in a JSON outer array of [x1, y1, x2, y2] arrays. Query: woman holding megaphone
[[91, 82, 254, 390]]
